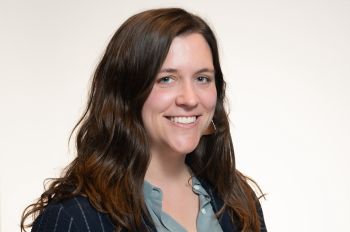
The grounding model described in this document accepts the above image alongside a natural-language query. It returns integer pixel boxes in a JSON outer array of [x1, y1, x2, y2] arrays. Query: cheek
[[142, 88, 175, 119], [200, 87, 217, 112]]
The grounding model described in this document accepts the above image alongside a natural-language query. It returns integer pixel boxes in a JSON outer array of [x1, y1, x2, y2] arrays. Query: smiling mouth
[[165, 116, 200, 124]]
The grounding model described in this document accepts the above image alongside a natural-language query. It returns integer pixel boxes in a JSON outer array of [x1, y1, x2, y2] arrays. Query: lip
[[164, 115, 201, 128], [164, 114, 202, 118]]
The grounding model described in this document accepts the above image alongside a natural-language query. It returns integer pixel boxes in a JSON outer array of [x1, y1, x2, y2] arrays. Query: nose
[[175, 81, 199, 108]]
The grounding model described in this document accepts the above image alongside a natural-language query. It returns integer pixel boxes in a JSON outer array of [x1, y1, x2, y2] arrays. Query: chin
[[169, 139, 200, 155]]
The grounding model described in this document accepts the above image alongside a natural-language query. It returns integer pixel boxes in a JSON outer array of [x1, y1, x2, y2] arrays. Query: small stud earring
[[203, 120, 216, 135]]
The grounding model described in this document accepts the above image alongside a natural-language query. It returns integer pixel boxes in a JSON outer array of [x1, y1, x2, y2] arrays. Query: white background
[[1, 0, 349, 231]]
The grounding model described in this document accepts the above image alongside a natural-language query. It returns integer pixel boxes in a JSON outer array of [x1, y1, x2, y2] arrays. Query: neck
[[145, 148, 192, 187]]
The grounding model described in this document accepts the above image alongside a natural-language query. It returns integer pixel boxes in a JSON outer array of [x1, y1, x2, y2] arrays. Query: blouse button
[[201, 208, 207, 214]]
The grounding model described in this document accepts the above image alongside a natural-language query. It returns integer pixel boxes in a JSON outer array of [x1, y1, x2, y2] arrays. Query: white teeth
[[170, 116, 196, 124]]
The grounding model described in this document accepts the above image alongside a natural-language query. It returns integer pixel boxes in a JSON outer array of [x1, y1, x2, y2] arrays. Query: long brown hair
[[21, 8, 264, 232]]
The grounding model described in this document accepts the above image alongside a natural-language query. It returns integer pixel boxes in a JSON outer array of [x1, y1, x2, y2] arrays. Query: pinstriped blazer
[[31, 181, 267, 232]]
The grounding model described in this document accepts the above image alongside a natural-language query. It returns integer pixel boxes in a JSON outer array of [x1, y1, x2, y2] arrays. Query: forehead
[[160, 33, 214, 71]]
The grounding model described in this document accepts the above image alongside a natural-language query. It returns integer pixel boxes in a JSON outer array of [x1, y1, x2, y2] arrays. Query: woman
[[21, 8, 267, 232]]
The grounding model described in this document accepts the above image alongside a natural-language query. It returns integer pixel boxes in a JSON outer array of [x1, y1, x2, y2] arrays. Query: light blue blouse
[[143, 177, 223, 232]]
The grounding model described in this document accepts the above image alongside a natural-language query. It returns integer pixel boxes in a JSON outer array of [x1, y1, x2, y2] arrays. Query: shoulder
[[256, 198, 268, 232], [32, 195, 114, 232], [198, 177, 267, 232]]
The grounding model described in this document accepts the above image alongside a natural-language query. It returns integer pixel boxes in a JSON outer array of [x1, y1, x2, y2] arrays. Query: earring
[[203, 120, 216, 135]]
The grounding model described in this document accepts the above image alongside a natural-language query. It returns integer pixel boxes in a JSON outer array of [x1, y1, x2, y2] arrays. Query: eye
[[196, 76, 212, 83], [157, 76, 174, 84]]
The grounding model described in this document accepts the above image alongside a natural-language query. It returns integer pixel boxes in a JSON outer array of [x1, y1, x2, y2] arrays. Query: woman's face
[[142, 33, 217, 157]]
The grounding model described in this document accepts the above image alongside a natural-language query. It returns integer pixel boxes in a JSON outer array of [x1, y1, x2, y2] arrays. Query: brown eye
[[196, 76, 210, 83]]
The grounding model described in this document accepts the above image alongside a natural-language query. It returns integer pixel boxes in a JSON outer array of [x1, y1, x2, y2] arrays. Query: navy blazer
[[32, 182, 267, 232]]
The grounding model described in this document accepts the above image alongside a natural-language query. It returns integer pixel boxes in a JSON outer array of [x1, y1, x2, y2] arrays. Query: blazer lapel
[[198, 177, 239, 232]]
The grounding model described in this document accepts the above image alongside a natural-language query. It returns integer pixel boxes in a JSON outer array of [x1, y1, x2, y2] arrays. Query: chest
[[162, 187, 199, 232]]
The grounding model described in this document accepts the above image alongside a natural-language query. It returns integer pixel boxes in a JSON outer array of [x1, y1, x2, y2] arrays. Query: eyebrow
[[159, 68, 215, 75]]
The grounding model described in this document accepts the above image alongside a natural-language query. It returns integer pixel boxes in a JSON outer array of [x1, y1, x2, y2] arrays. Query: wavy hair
[[21, 8, 263, 232]]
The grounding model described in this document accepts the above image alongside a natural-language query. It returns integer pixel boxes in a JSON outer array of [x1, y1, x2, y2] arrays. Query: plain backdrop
[[1, 0, 349, 231]]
